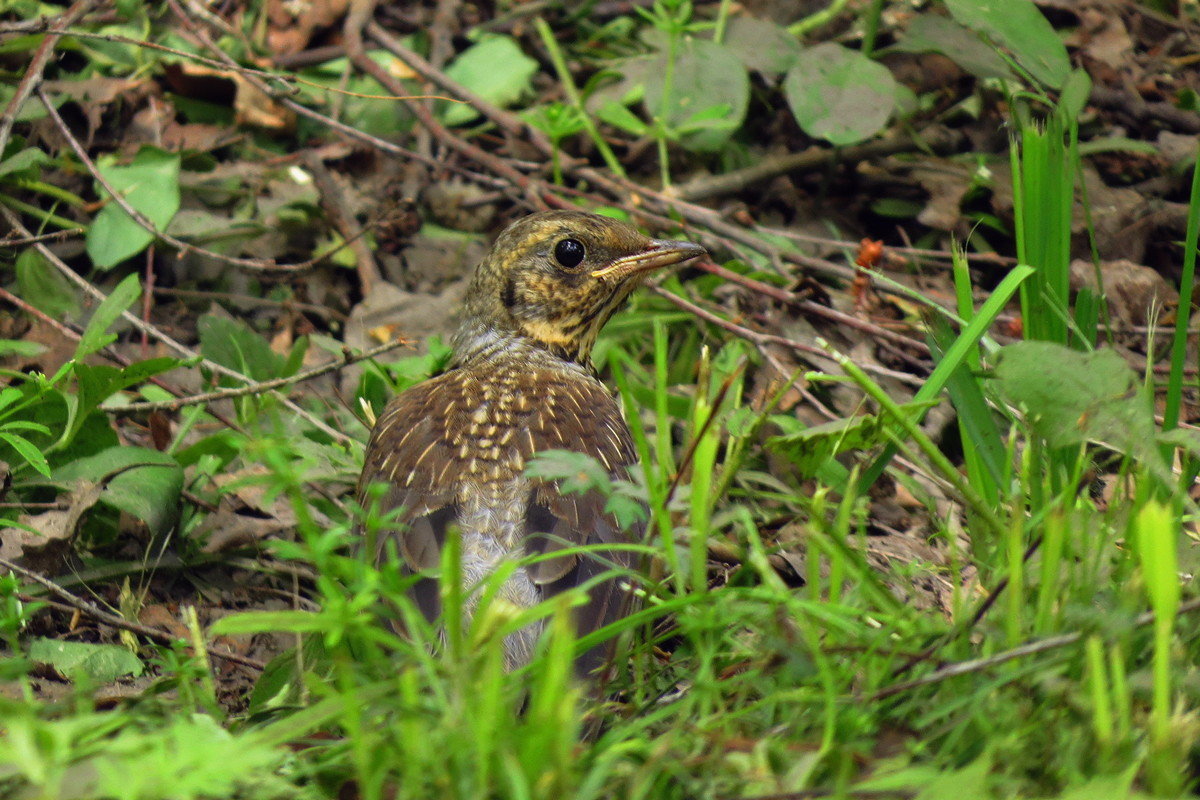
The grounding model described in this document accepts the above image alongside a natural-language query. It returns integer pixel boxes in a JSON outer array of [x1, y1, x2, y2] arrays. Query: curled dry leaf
[[0, 482, 104, 566], [1069, 258, 1178, 329], [162, 62, 296, 132]]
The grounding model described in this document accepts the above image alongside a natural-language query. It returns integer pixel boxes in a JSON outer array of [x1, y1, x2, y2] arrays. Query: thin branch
[[35, 86, 358, 275], [0, 0, 95, 155], [674, 127, 964, 203], [111, 337, 411, 414], [0, 556, 266, 670], [365, 19, 554, 155], [0, 204, 351, 443], [153, 286, 348, 321], [648, 286, 924, 388], [872, 596, 1200, 700], [304, 150, 382, 295], [0, 227, 86, 247], [695, 260, 933, 359]]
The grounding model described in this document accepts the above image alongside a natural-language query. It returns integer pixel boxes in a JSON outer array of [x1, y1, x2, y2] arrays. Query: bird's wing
[[519, 372, 640, 671], [357, 372, 463, 626], [357, 366, 639, 660]]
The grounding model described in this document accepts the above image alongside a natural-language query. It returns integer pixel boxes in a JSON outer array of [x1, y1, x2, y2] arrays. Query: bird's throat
[[451, 319, 592, 370]]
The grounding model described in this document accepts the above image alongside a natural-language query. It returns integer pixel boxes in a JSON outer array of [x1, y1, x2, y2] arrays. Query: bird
[[356, 209, 706, 676]]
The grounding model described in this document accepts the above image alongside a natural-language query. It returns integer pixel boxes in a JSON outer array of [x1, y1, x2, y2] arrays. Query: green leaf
[[85, 147, 181, 269], [0, 340, 46, 359], [594, 100, 649, 137], [893, 15, 1014, 80], [784, 43, 898, 146], [53, 446, 183, 535], [298, 52, 414, 139], [943, 0, 1070, 89], [1058, 68, 1092, 124], [991, 342, 1167, 476], [64, 357, 179, 446], [15, 248, 81, 320], [197, 313, 285, 382], [210, 610, 326, 635], [0, 146, 50, 179], [442, 36, 538, 126], [525, 450, 613, 496], [29, 638, 144, 682], [0, 431, 50, 477], [721, 17, 804, 75], [643, 39, 749, 152], [768, 400, 939, 478], [75, 272, 141, 359], [1136, 501, 1179, 619]]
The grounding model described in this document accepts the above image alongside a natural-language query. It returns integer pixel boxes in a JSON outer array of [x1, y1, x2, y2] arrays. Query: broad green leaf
[[442, 36, 538, 126], [643, 39, 749, 152], [15, 248, 81, 320], [768, 400, 939, 478], [944, 0, 1070, 88], [85, 147, 181, 269], [894, 15, 1013, 80], [75, 272, 140, 359], [197, 313, 285, 382], [0, 146, 50, 178], [1058, 68, 1092, 124], [722, 17, 803, 75], [53, 446, 183, 535], [63, 357, 179, 446], [784, 43, 898, 146], [298, 52, 414, 139], [0, 340, 46, 358], [0, 82, 51, 122], [991, 342, 1168, 478], [29, 638, 144, 682]]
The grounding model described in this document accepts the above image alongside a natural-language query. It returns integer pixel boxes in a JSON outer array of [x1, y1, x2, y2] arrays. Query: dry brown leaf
[[266, 0, 351, 55], [0, 483, 104, 565], [1069, 257, 1178, 329], [1072, 9, 1134, 70]]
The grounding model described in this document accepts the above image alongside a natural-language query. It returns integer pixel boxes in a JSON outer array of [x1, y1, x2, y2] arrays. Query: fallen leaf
[[0, 482, 103, 565]]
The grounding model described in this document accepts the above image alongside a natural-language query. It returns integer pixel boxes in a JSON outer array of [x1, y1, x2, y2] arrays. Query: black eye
[[554, 238, 586, 269]]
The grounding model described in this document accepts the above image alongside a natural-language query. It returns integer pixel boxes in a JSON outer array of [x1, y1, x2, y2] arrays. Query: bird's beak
[[590, 238, 707, 281]]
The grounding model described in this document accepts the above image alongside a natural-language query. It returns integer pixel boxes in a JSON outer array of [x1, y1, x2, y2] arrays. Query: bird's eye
[[554, 238, 586, 269]]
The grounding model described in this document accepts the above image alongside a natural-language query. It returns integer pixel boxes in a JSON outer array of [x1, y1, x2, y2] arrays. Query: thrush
[[357, 210, 706, 675]]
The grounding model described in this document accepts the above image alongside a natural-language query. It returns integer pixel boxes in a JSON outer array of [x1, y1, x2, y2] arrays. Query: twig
[[873, 596, 1200, 700], [0, 555, 266, 670], [0, 285, 83, 345], [36, 86, 355, 275], [161, 0, 506, 189], [0, 204, 351, 443], [303, 150, 382, 295], [648, 286, 924, 388], [0, 227, 86, 247], [0, 0, 95, 156], [111, 337, 411, 414], [695, 260, 933, 359], [344, 30, 554, 208], [675, 127, 964, 203], [366, 20, 552, 153], [1090, 85, 1200, 134]]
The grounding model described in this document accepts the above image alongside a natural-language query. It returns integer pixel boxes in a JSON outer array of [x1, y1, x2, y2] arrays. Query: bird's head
[[453, 210, 707, 366]]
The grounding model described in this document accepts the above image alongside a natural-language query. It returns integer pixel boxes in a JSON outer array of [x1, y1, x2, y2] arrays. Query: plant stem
[[533, 17, 626, 179]]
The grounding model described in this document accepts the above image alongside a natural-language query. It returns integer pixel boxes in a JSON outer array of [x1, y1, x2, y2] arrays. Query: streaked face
[[464, 211, 706, 363]]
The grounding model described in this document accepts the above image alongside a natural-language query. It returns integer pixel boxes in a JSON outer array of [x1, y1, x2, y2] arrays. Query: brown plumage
[[357, 210, 706, 675]]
